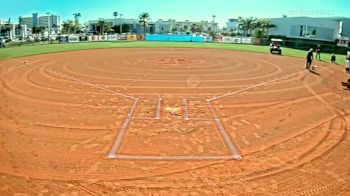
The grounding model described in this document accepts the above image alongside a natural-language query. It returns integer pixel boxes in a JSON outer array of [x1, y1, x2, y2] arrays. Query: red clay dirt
[[0, 48, 349, 195]]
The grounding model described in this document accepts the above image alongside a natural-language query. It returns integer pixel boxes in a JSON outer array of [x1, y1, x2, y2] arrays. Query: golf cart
[[270, 38, 282, 55]]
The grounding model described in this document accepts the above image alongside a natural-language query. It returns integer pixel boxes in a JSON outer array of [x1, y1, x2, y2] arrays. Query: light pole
[[212, 15, 216, 34], [46, 12, 51, 43], [119, 14, 123, 34]]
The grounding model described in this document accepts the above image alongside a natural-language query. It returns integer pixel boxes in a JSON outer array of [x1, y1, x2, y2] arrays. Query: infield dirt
[[0, 48, 349, 195]]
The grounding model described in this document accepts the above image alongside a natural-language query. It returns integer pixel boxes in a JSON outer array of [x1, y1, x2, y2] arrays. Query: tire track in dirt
[[1, 48, 349, 195]]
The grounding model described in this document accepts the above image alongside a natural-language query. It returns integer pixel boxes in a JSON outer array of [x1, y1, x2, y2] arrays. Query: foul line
[[108, 98, 139, 158], [43, 70, 141, 158], [46, 69, 137, 100], [207, 70, 306, 102]]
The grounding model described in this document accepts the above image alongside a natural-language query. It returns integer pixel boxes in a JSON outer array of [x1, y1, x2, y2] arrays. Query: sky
[[0, 0, 349, 27]]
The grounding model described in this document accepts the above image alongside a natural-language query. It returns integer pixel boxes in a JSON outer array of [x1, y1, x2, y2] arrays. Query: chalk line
[[207, 70, 306, 102], [108, 98, 139, 158], [208, 101, 241, 160], [46, 69, 137, 100]]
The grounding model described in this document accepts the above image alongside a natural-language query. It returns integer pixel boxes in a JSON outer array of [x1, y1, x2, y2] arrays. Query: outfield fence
[[57, 34, 141, 44]]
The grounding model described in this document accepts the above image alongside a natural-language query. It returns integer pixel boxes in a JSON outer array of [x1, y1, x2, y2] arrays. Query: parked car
[[270, 38, 283, 55]]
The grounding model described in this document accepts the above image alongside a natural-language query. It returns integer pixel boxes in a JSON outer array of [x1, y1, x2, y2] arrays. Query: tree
[[139, 12, 150, 35], [52, 24, 59, 34], [3, 23, 12, 37], [113, 11, 118, 33], [113, 11, 118, 19], [96, 18, 112, 35], [190, 23, 203, 33], [253, 28, 265, 38], [73, 13, 81, 33], [112, 24, 129, 34], [1, 24, 11, 37], [32, 26, 45, 38], [260, 19, 275, 36], [184, 25, 189, 32], [1, 18, 12, 38], [250, 19, 276, 38], [81, 22, 89, 33], [97, 19, 106, 34], [18, 17, 24, 40], [238, 17, 258, 36], [61, 20, 75, 35]]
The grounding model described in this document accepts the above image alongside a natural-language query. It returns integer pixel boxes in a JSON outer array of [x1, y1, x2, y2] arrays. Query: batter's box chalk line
[[133, 97, 163, 120], [108, 97, 242, 161]]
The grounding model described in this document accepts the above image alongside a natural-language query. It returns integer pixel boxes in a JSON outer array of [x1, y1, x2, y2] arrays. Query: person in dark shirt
[[306, 48, 313, 70], [331, 53, 336, 64], [346, 51, 350, 73], [0, 38, 3, 48], [316, 47, 321, 60]]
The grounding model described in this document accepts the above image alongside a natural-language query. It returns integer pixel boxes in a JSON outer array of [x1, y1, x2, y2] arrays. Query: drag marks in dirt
[[1, 48, 349, 195], [40, 70, 240, 160]]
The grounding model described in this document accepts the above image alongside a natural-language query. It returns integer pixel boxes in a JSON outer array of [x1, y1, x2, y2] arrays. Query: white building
[[268, 17, 350, 42], [21, 13, 61, 34], [88, 18, 218, 34], [226, 19, 239, 32], [88, 18, 151, 34], [0, 19, 7, 25]]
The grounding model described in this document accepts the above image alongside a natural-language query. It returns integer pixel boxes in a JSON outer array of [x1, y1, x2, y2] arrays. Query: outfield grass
[[0, 41, 346, 65]]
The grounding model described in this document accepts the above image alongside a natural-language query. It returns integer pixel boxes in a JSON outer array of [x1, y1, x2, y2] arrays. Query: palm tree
[[139, 12, 150, 35], [260, 19, 276, 36], [113, 11, 118, 32], [113, 11, 118, 19], [184, 25, 188, 32], [238, 17, 258, 36], [3, 24, 12, 38], [3, 18, 12, 38], [32, 26, 46, 39], [97, 18, 106, 34], [62, 20, 75, 35], [96, 18, 112, 35], [52, 24, 58, 34], [18, 16, 24, 40], [73, 13, 81, 34], [190, 23, 203, 33]]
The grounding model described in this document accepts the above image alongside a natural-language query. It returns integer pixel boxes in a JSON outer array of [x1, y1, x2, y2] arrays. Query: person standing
[[331, 53, 336, 64], [346, 51, 350, 74], [306, 48, 314, 70], [315, 46, 321, 60]]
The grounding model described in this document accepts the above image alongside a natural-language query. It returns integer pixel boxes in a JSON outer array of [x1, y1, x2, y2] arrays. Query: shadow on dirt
[[308, 69, 321, 76], [341, 80, 350, 90]]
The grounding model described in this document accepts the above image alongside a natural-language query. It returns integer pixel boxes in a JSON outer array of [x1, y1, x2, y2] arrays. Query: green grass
[[0, 41, 346, 65]]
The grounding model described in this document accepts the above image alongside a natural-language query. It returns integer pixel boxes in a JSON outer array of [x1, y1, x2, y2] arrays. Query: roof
[[271, 38, 283, 42]]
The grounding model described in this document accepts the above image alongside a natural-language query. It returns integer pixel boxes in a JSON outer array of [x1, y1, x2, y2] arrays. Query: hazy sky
[[0, 0, 349, 27]]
